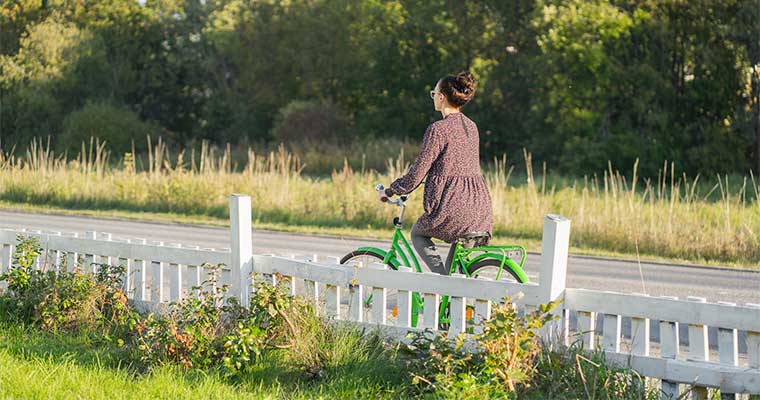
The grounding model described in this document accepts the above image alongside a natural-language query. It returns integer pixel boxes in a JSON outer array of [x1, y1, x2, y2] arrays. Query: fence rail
[[1, 194, 759, 398]]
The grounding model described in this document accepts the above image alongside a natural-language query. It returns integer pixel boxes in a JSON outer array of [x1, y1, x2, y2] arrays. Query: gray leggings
[[410, 222, 456, 275]]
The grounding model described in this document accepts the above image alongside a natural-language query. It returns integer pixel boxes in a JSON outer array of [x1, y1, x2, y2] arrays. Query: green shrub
[[405, 297, 559, 398], [134, 263, 243, 369], [271, 100, 353, 144], [59, 101, 160, 155], [0, 236, 137, 338]]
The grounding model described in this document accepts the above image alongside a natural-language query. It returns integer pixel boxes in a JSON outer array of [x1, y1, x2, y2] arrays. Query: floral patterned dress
[[388, 112, 493, 243]]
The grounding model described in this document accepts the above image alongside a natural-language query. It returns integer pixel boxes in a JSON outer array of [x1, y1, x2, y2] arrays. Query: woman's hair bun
[[455, 71, 476, 95], [438, 70, 477, 107]]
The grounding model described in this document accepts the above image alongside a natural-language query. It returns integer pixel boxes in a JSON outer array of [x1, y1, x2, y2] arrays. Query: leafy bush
[[0, 236, 137, 338], [59, 101, 160, 155], [134, 263, 243, 369], [271, 100, 354, 144], [405, 297, 559, 398]]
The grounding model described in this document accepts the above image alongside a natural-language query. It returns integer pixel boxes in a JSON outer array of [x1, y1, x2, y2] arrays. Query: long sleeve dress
[[387, 112, 493, 243]]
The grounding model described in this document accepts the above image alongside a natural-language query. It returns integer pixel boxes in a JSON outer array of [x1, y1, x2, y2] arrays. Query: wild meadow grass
[[0, 138, 759, 266]]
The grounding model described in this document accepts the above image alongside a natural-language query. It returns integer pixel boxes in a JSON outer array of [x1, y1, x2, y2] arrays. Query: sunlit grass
[[1, 138, 758, 266], [0, 321, 407, 399]]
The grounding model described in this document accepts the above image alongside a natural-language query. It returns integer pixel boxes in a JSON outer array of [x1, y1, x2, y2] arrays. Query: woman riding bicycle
[[379, 71, 493, 276]]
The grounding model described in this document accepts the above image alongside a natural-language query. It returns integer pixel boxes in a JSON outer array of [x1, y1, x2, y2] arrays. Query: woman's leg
[[410, 222, 448, 275]]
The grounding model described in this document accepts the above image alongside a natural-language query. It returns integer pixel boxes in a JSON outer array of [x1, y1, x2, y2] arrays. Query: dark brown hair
[[438, 71, 477, 108]]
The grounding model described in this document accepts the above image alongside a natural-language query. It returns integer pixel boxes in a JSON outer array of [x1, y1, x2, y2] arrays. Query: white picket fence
[[0, 193, 759, 399]]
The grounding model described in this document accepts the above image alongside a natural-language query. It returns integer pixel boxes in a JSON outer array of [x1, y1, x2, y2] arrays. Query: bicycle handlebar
[[375, 184, 408, 205]]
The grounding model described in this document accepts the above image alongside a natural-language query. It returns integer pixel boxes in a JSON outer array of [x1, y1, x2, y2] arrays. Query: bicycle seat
[[455, 231, 491, 247]]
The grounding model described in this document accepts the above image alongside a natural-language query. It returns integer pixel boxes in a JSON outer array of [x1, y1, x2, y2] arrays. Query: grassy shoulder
[[0, 323, 405, 400], [0, 200, 754, 270]]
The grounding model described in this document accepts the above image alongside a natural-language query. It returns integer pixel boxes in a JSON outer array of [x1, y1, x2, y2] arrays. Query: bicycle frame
[[357, 224, 528, 328], [352, 185, 528, 328]]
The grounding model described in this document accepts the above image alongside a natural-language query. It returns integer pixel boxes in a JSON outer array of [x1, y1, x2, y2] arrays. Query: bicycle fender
[[466, 252, 530, 283]]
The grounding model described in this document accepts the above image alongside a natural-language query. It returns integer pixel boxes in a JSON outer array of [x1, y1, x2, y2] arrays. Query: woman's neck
[[441, 106, 461, 118]]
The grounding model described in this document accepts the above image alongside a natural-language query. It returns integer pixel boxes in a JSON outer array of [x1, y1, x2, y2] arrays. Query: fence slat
[[0, 242, 11, 291], [303, 255, 320, 308], [659, 295, 681, 400], [686, 297, 709, 400], [448, 296, 466, 338], [422, 291, 439, 330], [629, 293, 650, 357], [118, 239, 131, 294], [151, 241, 165, 304], [630, 316, 650, 356], [348, 283, 363, 323], [473, 299, 491, 335], [102, 233, 113, 271], [50, 232, 62, 272], [31, 230, 42, 271], [747, 304, 760, 373], [168, 244, 184, 302], [66, 233, 78, 272], [577, 311, 596, 350], [1, 243, 11, 272], [187, 246, 201, 298], [716, 301, 739, 400], [602, 313, 621, 352], [325, 283, 340, 319], [396, 265, 413, 328], [446, 273, 467, 337], [133, 239, 148, 302], [85, 231, 97, 274], [369, 263, 387, 324]]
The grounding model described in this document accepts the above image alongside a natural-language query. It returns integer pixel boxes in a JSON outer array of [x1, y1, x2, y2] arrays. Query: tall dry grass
[[1, 138, 758, 265]]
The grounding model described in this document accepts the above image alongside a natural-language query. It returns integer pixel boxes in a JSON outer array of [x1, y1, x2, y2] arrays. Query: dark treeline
[[1, 0, 759, 177]]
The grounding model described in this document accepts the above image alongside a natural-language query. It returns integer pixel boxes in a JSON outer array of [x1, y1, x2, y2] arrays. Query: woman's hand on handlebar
[[375, 183, 390, 202]]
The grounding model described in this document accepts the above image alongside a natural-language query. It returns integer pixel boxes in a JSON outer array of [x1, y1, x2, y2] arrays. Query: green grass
[[1, 140, 759, 268], [0, 322, 408, 399]]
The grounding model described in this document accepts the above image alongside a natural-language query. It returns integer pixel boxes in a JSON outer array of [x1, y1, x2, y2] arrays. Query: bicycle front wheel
[[340, 250, 405, 325]]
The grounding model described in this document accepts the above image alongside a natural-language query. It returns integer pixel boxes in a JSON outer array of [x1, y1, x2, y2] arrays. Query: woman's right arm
[[388, 124, 442, 195]]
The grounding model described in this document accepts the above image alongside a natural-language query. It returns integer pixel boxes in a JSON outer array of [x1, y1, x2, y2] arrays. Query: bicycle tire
[[340, 250, 396, 270]]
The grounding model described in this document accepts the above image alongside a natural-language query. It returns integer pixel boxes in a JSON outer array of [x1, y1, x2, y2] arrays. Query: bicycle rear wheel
[[467, 257, 526, 283]]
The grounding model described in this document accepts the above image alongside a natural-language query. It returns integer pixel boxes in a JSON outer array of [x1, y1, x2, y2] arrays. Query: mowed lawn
[[0, 322, 408, 400]]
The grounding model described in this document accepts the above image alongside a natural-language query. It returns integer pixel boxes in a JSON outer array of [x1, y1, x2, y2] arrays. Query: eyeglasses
[[429, 90, 437, 99]]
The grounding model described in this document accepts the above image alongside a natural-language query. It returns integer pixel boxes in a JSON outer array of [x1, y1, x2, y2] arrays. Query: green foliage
[[2, 0, 759, 176], [0, 236, 137, 337], [0, 14, 110, 146], [2, 234, 40, 293], [221, 320, 267, 373], [134, 263, 242, 369], [60, 101, 159, 154], [271, 100, 354, 143], [405, 297, 560, 398]]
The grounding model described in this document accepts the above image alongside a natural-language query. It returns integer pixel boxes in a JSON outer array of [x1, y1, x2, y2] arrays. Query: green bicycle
[[340, 184, 529, 328]]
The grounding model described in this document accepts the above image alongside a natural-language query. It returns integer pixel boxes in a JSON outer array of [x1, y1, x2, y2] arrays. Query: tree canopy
[[1, 0, 758, 176]]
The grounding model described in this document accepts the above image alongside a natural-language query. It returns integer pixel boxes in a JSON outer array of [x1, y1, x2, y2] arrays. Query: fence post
[[538, 214, 571, 345], [230, 194, 253, 306]]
